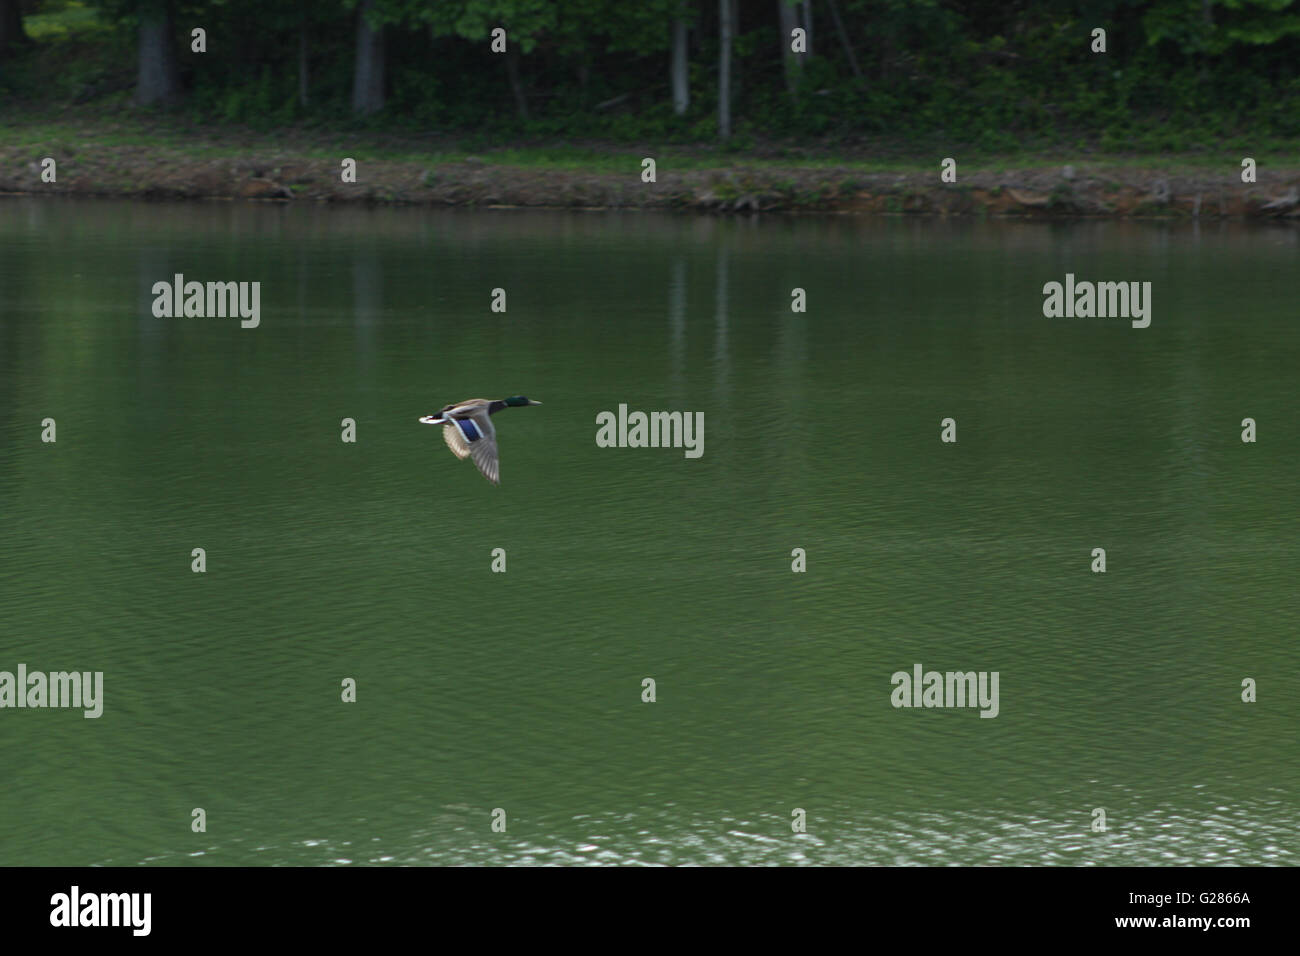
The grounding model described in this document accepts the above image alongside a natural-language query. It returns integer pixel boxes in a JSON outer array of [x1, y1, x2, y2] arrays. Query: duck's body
[[419, 396, 541, 485]]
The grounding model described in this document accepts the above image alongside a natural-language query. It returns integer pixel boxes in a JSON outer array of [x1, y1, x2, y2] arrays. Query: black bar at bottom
[[0, 865, 1277, 941]]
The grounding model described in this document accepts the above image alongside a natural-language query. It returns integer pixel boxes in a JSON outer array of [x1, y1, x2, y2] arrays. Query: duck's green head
[[504, 395, 542, 407]]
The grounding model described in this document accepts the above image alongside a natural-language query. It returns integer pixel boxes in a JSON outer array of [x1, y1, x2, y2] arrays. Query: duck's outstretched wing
[[470, 436, 500, 485], [442, 423, 472, 460], [449, 414, 500, 485]]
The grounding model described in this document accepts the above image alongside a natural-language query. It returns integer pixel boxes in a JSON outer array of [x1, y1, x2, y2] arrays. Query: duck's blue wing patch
[[454, 418, 484, 442]]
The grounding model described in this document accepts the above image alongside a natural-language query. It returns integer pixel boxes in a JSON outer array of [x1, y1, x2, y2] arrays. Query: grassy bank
[[4, 111, 1300, 219]]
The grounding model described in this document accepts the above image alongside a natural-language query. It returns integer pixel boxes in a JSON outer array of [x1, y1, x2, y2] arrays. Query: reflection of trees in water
[[27, 199, 1295, 252], [667, 256, 686, 401], [0, 213, 28, 464], [713, 239, 728, 400], [352, 246, 380, 367]]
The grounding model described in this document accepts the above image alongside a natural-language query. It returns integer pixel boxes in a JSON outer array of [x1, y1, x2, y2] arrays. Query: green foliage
[[1144, 0, 1300, 54], [11, 0, 1300, 149], [23, 1, 106, 38]]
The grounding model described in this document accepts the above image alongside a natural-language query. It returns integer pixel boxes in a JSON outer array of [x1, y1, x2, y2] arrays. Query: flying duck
[[419, 396, 542, 485]]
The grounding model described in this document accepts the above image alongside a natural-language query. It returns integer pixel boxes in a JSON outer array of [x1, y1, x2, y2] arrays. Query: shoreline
[[4, 143, 1299, 219]]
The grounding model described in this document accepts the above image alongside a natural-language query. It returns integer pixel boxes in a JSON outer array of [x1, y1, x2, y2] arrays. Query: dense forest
[[2, 0, 1298, 151]]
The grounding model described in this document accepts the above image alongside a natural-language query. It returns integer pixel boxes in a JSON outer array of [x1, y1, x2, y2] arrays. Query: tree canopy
[[4, 0, 1298, 149]]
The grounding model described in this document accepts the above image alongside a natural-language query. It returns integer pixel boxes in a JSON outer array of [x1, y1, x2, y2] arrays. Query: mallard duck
[[418, 396, 542, 485]]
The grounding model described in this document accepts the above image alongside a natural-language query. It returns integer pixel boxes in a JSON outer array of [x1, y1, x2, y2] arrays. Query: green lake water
[[0, 199, 1296, 866]]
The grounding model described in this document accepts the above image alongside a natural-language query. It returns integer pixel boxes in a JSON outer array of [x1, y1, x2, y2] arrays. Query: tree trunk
[[671, 18, 689, 116], [825, 0, 863, 84], [832, 0, 863, 83], [0, 0, 28, 59], [505, 43, 528, 120], [135, 3, 181, 107], [351, 0, 385, 115], [778, 0, 800, 97], [718, 0, 732, 139], [298, 14, 310, 107], [801, 0, 813, 56]]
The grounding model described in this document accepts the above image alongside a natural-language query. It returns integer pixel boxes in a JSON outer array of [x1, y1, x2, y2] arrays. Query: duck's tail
[[418, 415, 447, 425]]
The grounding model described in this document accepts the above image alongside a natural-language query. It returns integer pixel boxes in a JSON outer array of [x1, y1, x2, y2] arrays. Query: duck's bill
[[528, 400, 543, 405], [418, 415, 447, 425]]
